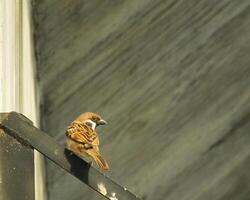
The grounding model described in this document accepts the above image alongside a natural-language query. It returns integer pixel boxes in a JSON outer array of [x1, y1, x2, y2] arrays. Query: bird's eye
[[92, 116, 100, 122]]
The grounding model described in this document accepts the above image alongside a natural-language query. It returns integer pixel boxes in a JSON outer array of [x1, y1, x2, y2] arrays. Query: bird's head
[[75, 112, 107, 130]]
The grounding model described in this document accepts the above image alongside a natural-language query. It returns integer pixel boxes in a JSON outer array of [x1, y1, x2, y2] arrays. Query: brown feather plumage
[[67, 122, 100, 145], [66, 112, 109, 171]]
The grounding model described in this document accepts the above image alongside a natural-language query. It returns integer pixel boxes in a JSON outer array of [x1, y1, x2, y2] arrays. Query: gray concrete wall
[[32, 0, 250, 199]]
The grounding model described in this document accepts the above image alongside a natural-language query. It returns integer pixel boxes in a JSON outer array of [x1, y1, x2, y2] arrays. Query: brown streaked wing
[[66, 122, 99, 145]]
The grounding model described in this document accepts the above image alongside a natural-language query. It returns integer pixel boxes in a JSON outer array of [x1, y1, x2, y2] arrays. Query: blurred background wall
[[32, 0, 250, 199]]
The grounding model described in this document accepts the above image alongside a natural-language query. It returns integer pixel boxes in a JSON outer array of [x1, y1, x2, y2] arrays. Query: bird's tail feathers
[[93, 153, 109, 171]]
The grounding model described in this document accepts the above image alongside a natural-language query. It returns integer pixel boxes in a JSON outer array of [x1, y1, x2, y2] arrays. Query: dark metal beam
[[0, 113, 34, 200], [0, 112, 140, 200]]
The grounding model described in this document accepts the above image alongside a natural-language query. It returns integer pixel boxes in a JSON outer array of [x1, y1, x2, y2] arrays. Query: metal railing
[[0, 112, 141, 200]]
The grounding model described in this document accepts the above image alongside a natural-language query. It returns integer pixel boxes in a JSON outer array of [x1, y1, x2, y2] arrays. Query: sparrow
[[66, 112, 109, 170]]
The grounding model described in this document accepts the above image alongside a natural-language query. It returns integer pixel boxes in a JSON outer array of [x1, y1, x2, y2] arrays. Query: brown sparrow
[[66, 112, 109, 170]]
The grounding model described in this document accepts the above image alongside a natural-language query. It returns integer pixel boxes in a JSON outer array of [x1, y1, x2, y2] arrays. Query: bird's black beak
[[97, 119, 107, 125]]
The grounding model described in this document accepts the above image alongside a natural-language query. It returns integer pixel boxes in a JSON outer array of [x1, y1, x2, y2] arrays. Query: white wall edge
[[0, 0, 47, 199]]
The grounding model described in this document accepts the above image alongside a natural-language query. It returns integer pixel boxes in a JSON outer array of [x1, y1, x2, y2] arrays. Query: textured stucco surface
[[32, 1, 250, 199]]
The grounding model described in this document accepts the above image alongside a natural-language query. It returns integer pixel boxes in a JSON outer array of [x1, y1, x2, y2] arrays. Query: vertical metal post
[[0, 114, 34, 200]]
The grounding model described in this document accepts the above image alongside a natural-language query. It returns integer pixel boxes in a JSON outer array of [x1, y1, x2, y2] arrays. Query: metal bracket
[[0, 112, 140, 200]]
